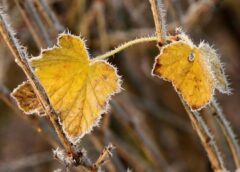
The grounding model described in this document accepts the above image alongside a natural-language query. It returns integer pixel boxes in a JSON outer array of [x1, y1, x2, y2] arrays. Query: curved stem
[[94, 36, 157, 60]]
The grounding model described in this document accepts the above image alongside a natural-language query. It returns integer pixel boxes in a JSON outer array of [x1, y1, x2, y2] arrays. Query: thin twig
[[25, 0, 52, 47], [140, 97, 192, 134], [91, 143, 115, 172], [33, 0, 64, 33], [181, 100, 227, 171], [15, 0, 44, 47], [148, 0, 167, 43], [110, 99, 168, 171], [106, 130, 147, 172], [90, 135, 117, 172], [211, 99, 240, 168]]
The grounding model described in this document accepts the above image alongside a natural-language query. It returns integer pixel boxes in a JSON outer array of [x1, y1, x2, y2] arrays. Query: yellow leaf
[[152, 38, 215, 110], [30, 34, 121, 143], [11, 80, 44, 115], [199, 42, 231, 94]]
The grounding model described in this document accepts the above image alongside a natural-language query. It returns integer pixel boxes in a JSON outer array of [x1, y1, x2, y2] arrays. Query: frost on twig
[[53, 143, 115, 171], [210, 99, 240, 168], [182, 100, 227, 171], [91, 143, 115, 170], [53, 147, 91, 168]]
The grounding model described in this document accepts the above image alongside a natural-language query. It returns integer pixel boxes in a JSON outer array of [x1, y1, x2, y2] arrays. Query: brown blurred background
[[0, 0, 240, 171]]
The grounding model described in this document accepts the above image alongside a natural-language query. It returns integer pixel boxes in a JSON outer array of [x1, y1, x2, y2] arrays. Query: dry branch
[[91, 143, 115, 172], [0, 5, 117, 171], [211, 100, 240, 168], [0, 7, 76, 159], [182, 101, 227, 171], [148, 0, 166, 43]]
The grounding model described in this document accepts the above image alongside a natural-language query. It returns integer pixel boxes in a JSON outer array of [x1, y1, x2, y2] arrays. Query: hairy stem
[[94, 36, 157, 60]]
